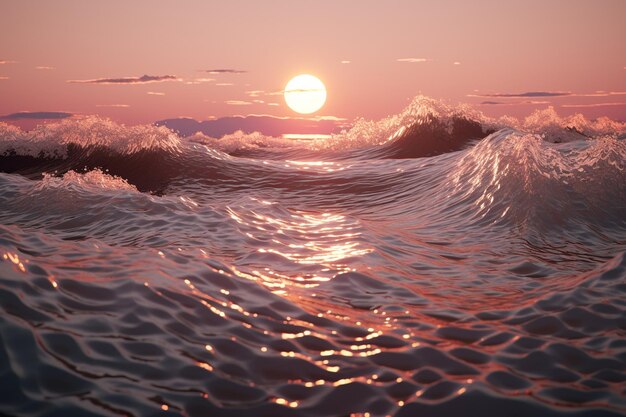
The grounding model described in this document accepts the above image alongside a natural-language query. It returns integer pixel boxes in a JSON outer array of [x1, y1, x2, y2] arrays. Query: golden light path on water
[[142, 190, 452, 414], [166, 259, 474, 415], [170, 262, 434, 414], [225, 202, 372, 289]]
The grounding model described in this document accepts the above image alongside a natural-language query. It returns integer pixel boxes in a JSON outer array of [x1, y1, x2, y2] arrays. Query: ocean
[[0, 96, 625, 417]]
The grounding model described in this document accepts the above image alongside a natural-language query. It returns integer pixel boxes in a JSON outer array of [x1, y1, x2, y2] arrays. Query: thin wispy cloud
[[0, 60, 17, 65], [397, 58, 431, 63], [341, 60, 351, 64], [561, 102, 626, 108], [247, 90, 288, 97], [0, 111, 72, 120], [285, 88, 325, 93], [185, 77, 215, 85], [309, 115, 347, 121], [0, 77, 8, 80], [246, 90, 264, 97], [453, 61, 461, 65], [471, 91, 572, 98], [147, 91, 165, 96], [266, 88, 323, 96], [471, 90, 626, 99], [480, 100, 550, 106], [575, 91, 626, 97], [204, 69, 247, 74], [36, 66, 55, 70], [95, 104, 130, 108], [267, 102, 279, 106], [68, 74, 180, 84], [225, 100, 253, 106], [216, 82, 234, 86]]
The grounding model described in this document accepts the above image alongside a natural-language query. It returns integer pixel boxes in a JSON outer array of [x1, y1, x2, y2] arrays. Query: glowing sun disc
[[284, 74, 326, 114]]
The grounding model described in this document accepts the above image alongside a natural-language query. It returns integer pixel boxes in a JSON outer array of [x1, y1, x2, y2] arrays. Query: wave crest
[[187, 130, 295, 155], [447, 129, 626, 227], [39, 169, 137, 192], [521, 106, 625, 142], [285, 96, 623, 158], [0, 116, 180, 158]]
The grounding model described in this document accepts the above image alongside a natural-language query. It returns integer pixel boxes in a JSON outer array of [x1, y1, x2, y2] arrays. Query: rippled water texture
[[1, 97, 625, 416]]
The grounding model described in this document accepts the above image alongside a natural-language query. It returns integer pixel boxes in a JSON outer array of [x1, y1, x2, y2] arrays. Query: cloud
[[245, 90, 264, 97], [147, 91, 165, 96], [284, 88, 325, 93], [225, 100, 253, 106], [68, 74, 179, 84], [561, 102, 626, 108], [471, 91, 572, 98], [471, 90, 626, 99], [453, 61, 461, 65], [0, 77, 8, 80], [267, 102, 279, 106], [95, 104, 130, 108], [397, 58, 431, 63], [0, 60, 17, 65], [204, 69, 247, 74], [248, 88, 325, 98], [269, 88, 324, 96], [216, 82, 234, 86], [480, 100, 550, 106], [185, 77, 215, 85], [36, 66, 55, 70], [341, 60, 351, 64], [574, 91, 626, 97], [309, 115, 347, 121], [0, 111, 72, 120]]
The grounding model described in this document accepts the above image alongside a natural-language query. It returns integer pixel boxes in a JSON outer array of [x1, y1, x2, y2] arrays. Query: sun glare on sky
[[284, 74, 327, 114]]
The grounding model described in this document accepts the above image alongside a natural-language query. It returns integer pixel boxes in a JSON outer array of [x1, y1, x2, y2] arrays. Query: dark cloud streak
[[471, 91, 572, 98], [480, 100, 550, 106], [0, 111, 73, 120], [203, 69, 247, 74], [68, 74, 179, 84]]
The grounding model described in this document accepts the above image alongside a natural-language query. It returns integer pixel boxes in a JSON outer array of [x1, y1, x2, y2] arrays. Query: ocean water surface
[[0, 97, 625, 417]]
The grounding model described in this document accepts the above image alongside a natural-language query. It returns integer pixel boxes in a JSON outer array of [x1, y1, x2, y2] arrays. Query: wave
[[1, 95, 625, 417], [445, 129, 626, 228], [38, 169, 137, 192], [1, 123, 623, 267], [0, 100, 624, 219], [0, 95, 624, 225], [2, 96, 623, 162], [308, 96, 624, 156], [0, 116, 180, 158]]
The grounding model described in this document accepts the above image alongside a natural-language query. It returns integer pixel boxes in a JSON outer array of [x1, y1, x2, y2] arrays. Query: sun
[[284, 74, 327, 114]]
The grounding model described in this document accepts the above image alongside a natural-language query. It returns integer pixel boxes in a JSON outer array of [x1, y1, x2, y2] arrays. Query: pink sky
[[0, 0, 625, 125]]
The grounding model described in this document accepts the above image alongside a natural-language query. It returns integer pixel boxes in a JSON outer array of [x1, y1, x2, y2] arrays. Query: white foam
[[39, 169, 137, 192], [0, 116, 180, 158]]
